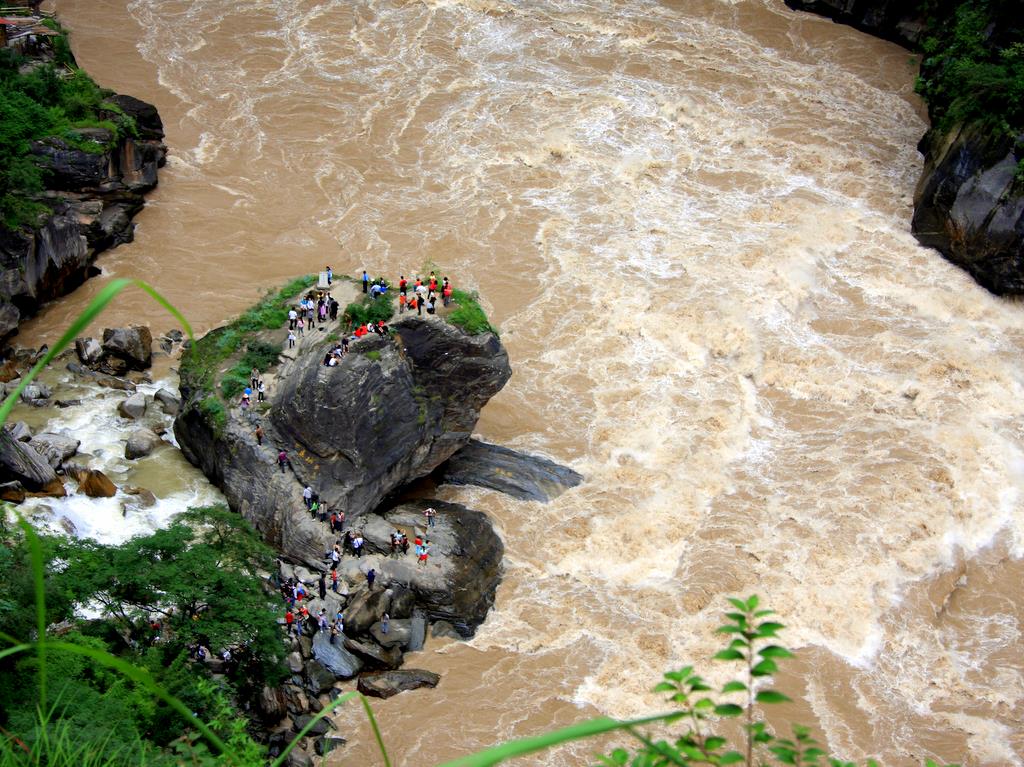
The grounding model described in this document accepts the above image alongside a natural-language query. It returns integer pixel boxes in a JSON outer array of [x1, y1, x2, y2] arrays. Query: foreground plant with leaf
[[594, 596, 957, 767]]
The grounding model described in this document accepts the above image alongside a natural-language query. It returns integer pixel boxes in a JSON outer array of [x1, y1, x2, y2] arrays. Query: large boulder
[[369, 619, 411, 649], [71, 467, 117, 498], [311, 631, 362, 679], [174, 314, 510, 563], [154, 387, 181, 415], [125, 428, 162, 460], [439, 439, 583, 502], [117, 392, 148, 419], [102, 326, 153, 371], [257, 685, 288, 721], [356, 669, 439, 699], [342, 637, 402, 669], [343, 588, 391, 636], [29, 433, 81, 469], [0, 429, 58, 490]]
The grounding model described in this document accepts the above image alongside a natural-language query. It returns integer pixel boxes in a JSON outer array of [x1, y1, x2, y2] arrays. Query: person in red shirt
[[399, 293, 407, 313], [285, 610, 295, 635], [399, 275, 408, 294], [355, 324, 368, 337], [442, 282, 453, 307], [409, 296, 419, 316]]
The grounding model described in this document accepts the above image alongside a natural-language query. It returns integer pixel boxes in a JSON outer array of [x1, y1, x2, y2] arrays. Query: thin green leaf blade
[[0, 278, 133, 425], [435, 713, 682, 767], [755, 690, 792, 704]]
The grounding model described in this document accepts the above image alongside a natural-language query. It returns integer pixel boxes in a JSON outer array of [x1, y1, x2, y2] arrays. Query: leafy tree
[[57, 504, 282, 674]]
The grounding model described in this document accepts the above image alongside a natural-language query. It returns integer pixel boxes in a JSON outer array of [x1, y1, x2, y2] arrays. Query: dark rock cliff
[[0, 94, 166, 342], [783, 0, 927, 47], [786, 0, 1024, 294]]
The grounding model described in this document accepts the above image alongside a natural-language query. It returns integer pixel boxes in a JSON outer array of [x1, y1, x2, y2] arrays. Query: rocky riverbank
[[785, 0, 1024, 294], [0, 12, 166, 343]]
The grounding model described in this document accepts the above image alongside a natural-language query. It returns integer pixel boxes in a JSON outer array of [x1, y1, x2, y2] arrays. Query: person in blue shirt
[[362, 270, 369, 293]]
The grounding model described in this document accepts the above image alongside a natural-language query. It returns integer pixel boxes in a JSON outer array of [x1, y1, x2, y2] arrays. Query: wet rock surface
[[357, 669, 440, 699], [438, 438, 582, 502]]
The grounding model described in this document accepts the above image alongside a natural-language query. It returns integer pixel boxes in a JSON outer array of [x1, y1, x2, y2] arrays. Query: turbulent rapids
[[21, 0, 1024, 763]]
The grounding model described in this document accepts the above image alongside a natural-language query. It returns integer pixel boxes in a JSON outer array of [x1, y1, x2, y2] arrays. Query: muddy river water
[[19, 0, 1024, 763]]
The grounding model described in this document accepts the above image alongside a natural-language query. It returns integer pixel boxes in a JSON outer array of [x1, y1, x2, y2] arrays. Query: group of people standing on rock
[[286, 288, 340, 350], [280, 576, 345, 645], [240, 367, 267, 410], [396, 272, 452, 317]]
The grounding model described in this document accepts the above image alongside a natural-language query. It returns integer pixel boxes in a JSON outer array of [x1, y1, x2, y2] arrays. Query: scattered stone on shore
[[123, 485, 157, 508], [19, 383, 52, 405]]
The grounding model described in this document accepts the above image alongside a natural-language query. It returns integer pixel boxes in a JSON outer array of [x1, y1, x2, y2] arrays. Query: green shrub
[[198, 397, 227, 433], [344, 293, 395, 327], [915, 0, 1024, 134], [365, 350, 381, 361], [448, 289, 498, 335], [239, 340, 280, 372], [0, 28, 146, 230]]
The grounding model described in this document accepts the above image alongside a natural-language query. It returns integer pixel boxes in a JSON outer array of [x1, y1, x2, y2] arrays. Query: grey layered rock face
[[783, 0, 926, 47], [29, 433, 80, 469], [311, 631, 362, 679], [0, 429, 58, 490], [0, 95, 165, 343], [438, 439, 583, 502], [175, 315, 511, 563], [912, 125, 1024, 294]]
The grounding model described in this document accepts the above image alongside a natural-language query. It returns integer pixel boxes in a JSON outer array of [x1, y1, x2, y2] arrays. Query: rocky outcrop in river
[[786, 0, 1024, 295], [175, 313, 510, 563]]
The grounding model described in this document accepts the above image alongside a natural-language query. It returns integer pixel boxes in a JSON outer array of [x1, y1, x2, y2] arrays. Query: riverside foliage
[[0, 25, 139, 230], [914, 0, 1024, 140]]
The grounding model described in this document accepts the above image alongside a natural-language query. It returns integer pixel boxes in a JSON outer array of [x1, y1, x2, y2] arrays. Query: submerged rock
[[71, 467, 117, 498], [356, 669, 439, 699]]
